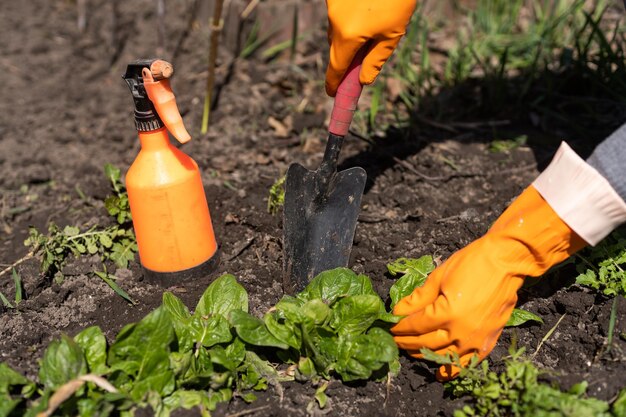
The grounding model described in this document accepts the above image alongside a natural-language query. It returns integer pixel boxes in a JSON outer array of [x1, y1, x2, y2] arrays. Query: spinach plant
[[1, 270, 402, 416], [231, 268, 401, 382]]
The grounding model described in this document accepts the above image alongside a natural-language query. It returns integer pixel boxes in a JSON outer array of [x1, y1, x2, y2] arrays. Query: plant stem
[[67, 230, 110, 241], [201, 0, 225, 134], [607, 296, 618, 353], [574, 253, 599, 273]]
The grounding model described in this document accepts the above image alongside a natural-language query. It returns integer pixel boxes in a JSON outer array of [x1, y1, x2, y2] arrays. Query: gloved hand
[[392, 142, 626, 381], [392, 186, 586, 380], [325, 0, 417, 96]]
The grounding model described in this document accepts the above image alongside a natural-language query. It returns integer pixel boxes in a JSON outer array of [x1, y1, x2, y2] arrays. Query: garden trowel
[[283, 54, 367, 294]]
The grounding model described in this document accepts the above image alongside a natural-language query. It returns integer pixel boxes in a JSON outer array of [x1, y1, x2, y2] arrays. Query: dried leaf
[[268, 116, 290, 138]]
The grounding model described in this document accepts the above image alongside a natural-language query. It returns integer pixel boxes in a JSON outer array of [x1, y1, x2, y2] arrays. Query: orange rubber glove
[[325, 0, 417, 96], [391, 142, 626, 381], [392, 186, 587, 380]]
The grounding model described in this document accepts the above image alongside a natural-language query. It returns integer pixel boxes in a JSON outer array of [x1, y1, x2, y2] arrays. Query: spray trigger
[[142, 67, 191, 144]]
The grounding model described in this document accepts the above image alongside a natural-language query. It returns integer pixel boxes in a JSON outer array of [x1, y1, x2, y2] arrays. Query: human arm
[[391, 138, 626, 380]]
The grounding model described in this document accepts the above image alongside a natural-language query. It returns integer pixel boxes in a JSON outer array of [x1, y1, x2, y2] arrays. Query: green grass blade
[[290, 2, 298, 62], [0, 290, 13, 309], [12, 268, 22, 305], [607, 296, 618, 353], [201, 93, 211, 135], [94, 271, 136, 305], [261, 33, 308, 60], [369, 83, 382, 128]]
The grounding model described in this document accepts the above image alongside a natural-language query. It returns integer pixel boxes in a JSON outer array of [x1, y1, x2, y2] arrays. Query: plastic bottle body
[[126, 128, 217, 273]]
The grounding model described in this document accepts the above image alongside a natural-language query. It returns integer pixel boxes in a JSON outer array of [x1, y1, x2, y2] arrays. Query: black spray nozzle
[[123, 59, 164, 132]]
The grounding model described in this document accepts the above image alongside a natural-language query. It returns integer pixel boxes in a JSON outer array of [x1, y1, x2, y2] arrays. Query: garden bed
[[1, 1, 625, 416]]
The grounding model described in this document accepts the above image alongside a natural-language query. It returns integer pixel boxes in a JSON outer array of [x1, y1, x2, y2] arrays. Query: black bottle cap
[[122, 59, 164, 132]]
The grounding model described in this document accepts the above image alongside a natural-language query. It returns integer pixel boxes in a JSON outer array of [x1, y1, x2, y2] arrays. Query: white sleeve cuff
[[533, 142, 626, 246]]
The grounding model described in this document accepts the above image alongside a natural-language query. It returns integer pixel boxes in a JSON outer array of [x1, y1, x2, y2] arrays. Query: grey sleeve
[[586, 123, 626, 202]]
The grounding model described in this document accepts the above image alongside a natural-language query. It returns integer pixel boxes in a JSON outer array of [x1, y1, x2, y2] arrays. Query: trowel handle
[[328, 51, 365, 137]]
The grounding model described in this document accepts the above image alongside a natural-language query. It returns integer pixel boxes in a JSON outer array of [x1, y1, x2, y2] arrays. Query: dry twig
[[0, 251, 34, 279], [241, 0, 260, 19], [226, 236, 255, 261], [225, 405, 270, 417], [532, 313, 567, 359], [37, 374, 117, 417]]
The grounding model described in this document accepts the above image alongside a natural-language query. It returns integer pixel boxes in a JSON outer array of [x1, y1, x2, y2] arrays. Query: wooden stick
[[156, 0, 166, 56], [241, 0, 260, 19], [150, 60, 174, 80], [201, 0, 226, 134], [77, 0, 87, 32]]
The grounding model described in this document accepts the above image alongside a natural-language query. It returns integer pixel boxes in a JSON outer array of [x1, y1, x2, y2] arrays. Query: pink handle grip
[[328, 54, 364, 137]]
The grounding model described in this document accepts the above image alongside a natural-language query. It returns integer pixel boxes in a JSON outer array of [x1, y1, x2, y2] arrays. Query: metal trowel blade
[[283, 162, 366, 294]]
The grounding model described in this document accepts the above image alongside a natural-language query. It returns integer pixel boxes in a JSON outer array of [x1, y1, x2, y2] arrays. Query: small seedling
[[574, 231, 626, 298], [422, 344, 618, 417], [22, 164, 137, 302], [104, 164, 131, 225], [30, 166, 135, 273], [24, 223, 137, 278], [308, 381, 329, 412], [267, 175, 285, 215], [574, 230, 626, 350], [489, 135, 527, 153]]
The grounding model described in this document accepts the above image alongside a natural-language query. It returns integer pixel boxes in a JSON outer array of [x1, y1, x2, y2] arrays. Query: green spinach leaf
[[108, 306, 175, 400], [229, 310, 290, 349], [74, 326, 108, 375], [329, 294, 385, 336], [298, 268, 376, 305], [39, 334, 87, 390], [505, 308, 543, 327], [388, 256, 435, 308], [163, 292, 194, 351], [196, 274, 248, 317]]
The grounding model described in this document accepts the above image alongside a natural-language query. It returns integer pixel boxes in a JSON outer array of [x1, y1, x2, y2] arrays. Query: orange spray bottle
[[122, 59, 218, 282]]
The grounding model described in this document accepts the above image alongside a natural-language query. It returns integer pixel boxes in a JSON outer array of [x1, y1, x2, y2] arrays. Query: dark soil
[[1, 1, 625, 416]]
